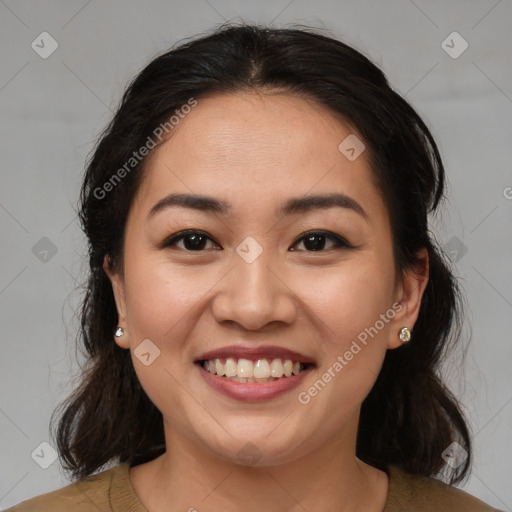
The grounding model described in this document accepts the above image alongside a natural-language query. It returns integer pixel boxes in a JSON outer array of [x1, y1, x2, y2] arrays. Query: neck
[[130, 414, 389, 512]]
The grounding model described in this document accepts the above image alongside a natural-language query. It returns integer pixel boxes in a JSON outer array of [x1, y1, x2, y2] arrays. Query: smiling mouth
[[197, 357, 314, 383]]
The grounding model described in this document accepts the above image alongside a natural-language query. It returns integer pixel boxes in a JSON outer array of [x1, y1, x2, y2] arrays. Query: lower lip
[[196, 363, 314, 401]]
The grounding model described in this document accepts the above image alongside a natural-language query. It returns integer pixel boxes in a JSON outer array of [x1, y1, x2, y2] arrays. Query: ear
[[387, 248, 429, 350], [103, 255, 129, 349]]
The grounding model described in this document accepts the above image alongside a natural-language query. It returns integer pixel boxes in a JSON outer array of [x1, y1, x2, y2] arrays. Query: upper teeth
[[203, 358, 304, 379]]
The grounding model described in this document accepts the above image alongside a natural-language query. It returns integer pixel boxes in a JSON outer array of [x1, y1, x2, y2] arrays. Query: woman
[[7, 24, 502, 511]]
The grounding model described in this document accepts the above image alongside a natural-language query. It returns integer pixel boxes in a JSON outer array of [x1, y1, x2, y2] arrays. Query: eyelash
[[160, 229, 353, 252]]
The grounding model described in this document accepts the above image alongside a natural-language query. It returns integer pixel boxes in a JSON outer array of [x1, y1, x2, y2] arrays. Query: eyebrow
[[147, 192, 369, 222]]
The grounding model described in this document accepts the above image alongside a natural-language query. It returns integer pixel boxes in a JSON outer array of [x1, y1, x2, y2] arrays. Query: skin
[[104, 91, 429, 512]]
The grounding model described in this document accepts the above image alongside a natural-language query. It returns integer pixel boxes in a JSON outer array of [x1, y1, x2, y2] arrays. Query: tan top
[[5, 463, 502, 511]]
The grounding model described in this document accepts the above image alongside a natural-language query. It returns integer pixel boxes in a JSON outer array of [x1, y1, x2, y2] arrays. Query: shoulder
[[3, 464, 131, 512], [385, 465, 503, 512]]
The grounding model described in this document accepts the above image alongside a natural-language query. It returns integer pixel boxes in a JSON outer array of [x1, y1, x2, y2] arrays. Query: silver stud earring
[[399, 327, 411, 342], [115, 327, 124, 338]]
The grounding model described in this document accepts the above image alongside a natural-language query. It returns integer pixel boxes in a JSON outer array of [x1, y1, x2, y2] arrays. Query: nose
[[210, 250, 297, 331]]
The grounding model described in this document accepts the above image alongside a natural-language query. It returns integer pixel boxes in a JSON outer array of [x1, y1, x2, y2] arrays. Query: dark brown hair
[[52, 23, 472, 485]]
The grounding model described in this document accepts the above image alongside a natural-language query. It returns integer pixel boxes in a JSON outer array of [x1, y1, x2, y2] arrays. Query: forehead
[[156, 91, 359, 172], [132, 91, 388, 224]]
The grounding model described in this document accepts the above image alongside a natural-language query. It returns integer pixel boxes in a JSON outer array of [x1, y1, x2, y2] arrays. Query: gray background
[[1, 0, 511, 509]]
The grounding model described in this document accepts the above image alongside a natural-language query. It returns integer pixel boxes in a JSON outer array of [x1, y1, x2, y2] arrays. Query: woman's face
[[105, 91, 427, 466]]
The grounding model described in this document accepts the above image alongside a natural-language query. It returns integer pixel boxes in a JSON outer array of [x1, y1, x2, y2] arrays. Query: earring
[[399, 327, 411, 343], [115, 327, 124, 337]]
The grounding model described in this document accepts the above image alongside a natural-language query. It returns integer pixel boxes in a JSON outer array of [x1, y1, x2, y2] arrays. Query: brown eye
[[161, 230, 221, 251], [290, 231, 352, 252]]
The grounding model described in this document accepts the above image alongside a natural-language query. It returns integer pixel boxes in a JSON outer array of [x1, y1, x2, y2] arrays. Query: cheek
[[295, 266, 394, 426], [294, 255, 396, 345], [123, 252, 216, 340], [121, 253, 212, 418]]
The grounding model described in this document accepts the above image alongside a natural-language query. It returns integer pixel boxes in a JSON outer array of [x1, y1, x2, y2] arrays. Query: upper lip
[[195, 345, 316, 365]]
